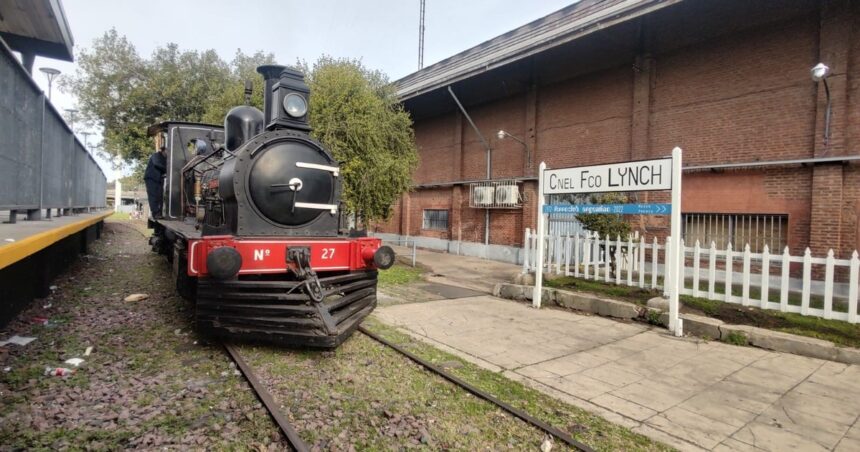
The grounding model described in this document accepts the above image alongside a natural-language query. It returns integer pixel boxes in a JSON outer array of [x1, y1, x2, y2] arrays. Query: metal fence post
[[35, 92, 46, 220], [412, 240, 417, 267]]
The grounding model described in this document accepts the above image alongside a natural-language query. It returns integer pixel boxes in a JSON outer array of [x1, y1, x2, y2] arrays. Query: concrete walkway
[[375, 295, 860, 451], [389, 244, 521, 293]]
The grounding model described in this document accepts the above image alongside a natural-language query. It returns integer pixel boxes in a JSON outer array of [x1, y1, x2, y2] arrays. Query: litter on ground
[[44, 367, 75, 377], [0, 335, 36, 347], [84, 346, 93, 356], [64, 358, 85, 367], [124, 293, 149, 302]]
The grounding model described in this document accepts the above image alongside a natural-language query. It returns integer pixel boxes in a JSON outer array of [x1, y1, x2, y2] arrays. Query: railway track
[[223, 329, 595, 452]]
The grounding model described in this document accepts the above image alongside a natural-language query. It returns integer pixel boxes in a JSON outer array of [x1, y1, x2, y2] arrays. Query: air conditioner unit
[[472, 186, 495, 206], [495, 185, 519, 205]]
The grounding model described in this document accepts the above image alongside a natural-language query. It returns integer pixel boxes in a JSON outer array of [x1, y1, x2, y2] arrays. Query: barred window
[[422, 209, 449, 230], [683, 213, 788, 253]]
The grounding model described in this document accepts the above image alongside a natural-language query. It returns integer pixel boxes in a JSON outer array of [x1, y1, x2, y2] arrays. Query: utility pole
[[418, 0, 426, 69]]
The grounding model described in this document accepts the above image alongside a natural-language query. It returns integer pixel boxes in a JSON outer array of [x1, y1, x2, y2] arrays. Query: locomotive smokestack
[[256, 65, 287, 124], [243, 80, 253, 106]]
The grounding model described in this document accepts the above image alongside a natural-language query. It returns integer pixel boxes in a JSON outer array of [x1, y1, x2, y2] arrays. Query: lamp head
[[496, 130, 506, 140], [39, 67, 60, 76], [811, 63, 831, 82]]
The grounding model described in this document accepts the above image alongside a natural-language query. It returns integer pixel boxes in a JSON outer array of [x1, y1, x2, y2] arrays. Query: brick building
[[373, 0, 860, 264]]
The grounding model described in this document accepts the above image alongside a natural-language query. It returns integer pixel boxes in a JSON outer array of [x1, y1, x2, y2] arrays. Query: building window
[[422, 209, 449, 230], [683, 213, 788, 253]]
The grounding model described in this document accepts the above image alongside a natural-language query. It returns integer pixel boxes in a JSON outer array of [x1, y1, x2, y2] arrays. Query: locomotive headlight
[[283, 93, 308, 117]]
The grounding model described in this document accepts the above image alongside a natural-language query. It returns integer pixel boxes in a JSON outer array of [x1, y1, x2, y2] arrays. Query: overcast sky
[[27, 0, 575, 179]]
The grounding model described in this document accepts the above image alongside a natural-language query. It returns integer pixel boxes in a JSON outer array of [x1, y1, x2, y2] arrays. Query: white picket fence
[[522, 229, 860, 324]]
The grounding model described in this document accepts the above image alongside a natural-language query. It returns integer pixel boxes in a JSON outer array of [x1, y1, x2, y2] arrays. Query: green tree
[[302, 56, 418, 223], [576, 192, 632, 277], [575, 192, 632, 239], [201, 50, 276, 124], [62, 30, 262, 165]]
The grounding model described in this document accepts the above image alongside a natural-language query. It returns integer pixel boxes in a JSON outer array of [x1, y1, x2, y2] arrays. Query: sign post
[[533, 148, 684, 336], [668, 146, 683, 336], [533, 162, 547, 308]]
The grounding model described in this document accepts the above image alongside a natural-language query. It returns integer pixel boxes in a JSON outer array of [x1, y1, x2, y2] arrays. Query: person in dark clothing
[[144, 147, 167, 219]]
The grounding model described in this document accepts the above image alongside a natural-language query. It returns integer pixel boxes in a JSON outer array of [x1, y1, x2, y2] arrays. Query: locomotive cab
[[146, 65, 394, 348]]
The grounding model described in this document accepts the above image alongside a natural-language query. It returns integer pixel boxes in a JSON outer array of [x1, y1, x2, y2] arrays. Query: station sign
[[542, 203, 671, 215], [543, 157, 672, 195], [533, 148, 683, 337]]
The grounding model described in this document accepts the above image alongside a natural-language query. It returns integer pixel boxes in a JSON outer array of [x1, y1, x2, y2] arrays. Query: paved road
[[376, 295, 860, 451]]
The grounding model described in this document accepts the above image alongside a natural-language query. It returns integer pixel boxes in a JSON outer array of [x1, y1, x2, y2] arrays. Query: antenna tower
[[418, 0, 425, 69]]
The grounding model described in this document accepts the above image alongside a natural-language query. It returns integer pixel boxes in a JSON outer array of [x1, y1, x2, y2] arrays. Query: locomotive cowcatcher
[[146, 65, 395, 348]]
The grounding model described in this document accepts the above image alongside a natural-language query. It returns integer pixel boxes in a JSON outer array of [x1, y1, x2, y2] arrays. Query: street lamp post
[[80, 131, 92, 152], [497, 130, 531, 168], [39, 67, 61, 100], [64, 108, 79, 131], [811, 63, 832, 149]]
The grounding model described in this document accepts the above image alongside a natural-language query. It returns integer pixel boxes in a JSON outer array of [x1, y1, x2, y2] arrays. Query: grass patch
[[110, 211, 132, 220], [723, 331, 749, 346], [377, 263, 423, 288], [545, 275, 860, 348], [359, 318, 672, 451], [545, 275, 660, 305]]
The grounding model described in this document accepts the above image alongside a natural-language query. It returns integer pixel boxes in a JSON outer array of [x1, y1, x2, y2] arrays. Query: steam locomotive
[[147, 65, 394, 348]]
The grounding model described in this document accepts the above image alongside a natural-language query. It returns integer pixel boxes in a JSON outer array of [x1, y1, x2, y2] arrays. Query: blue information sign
[[542, 203, 671, 215]]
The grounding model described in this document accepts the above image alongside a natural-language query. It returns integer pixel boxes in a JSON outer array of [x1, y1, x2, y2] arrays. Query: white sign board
[[543, 158, 672, 194], [533, 149, 684, 337]]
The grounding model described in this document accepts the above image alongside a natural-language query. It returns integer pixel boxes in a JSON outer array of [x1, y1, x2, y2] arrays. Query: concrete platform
[[376, 295, 860, 451], [0, 210, 111, 270], [0, 210, 110, 326]]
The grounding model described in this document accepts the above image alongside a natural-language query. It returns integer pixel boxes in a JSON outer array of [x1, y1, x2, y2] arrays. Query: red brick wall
[[537, 66, 633, 167], [391, 2, 859, 260], [683, 168, 812, 255], [649, 15, 818, 164], [414, 115, 457, 185], [408, 188, 453, 239]]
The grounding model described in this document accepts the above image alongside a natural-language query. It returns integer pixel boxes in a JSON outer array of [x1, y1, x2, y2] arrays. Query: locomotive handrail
[[0, 39, 107, 220]]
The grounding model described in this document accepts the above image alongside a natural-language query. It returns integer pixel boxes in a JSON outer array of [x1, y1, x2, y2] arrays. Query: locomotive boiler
[[147, 65, 394, 347]]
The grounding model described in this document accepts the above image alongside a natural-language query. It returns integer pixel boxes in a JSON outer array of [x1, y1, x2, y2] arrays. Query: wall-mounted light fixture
[[497, 130, 531, 167], [810, 62, 832, 149]]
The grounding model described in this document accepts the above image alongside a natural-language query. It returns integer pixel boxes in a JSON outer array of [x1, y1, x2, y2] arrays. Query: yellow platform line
[[0, 211, 112, 271]]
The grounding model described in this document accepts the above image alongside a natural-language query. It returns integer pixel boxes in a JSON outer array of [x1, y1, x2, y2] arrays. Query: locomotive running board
[[195, 270, 378, 348]]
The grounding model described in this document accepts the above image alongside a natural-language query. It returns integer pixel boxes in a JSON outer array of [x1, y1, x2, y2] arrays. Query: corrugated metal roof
[[395, 0, 683, 100]]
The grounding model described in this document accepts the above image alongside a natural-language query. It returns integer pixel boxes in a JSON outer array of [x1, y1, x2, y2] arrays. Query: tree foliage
[[62, 29, 274, 164], [302, 56, 418, 222], [575, 192, 632, 239]]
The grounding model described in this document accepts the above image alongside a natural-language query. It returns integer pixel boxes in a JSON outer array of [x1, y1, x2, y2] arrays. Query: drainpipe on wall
[[447, 86, 492, 246]]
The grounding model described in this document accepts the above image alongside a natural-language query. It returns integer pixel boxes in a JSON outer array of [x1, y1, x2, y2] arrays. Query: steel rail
[[223, 343, 310, 452], [358, 326, 595, 452]]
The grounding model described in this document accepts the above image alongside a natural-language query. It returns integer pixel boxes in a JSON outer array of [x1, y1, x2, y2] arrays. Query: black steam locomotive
[[147, 65, 394, 348]]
